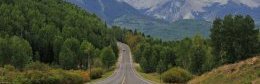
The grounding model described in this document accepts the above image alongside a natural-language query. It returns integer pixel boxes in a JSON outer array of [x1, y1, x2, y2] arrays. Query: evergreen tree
[[80, 40, 95, 69], [59, 38, 80, 69], [190, 35, 206, 74], [210, 15, 259, 64], [100, 46, 116, 69], [0, 37, 10, 67], [9, 36, 32, 69]]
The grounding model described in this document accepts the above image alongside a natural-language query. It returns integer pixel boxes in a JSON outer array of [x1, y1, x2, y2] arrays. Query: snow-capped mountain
[[119, 0, 260, 22], [66, 0, 142, 24], [66, 0, 260, 40]]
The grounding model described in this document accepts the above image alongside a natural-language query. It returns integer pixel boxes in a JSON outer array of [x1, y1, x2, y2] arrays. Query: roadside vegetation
[[189, 56, 260, 84], [0, 62, 89, 84], [0, 0, 259, 84], [125, 15, 260, 83], [0, 0, 124, 83]]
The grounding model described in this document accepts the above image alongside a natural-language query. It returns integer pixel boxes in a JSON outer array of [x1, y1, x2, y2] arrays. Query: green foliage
[[10, 36, 33, 69], [174, 38, 193, 70], [0, 64, 86, 84], [190, 35, 212, 74], [20, 69, 84, 84], [0, 36, 32, 69], [22, 70, 62, 84], [210, 15, 259, 65], [3, 65, 16, 71], [90, 68, 104, 79], [24, 61, 51, 71], [156, 60, 166, 74], [0, 65, 20, 83], [0, 37, 11, 67], [114, 15, 211, 40], [162, 67, 193, 83], [80, 40, 95, 69], [140, 56, 149, 73], [173, 35, 213, 74], [100, 47, 116, 69], [0, 0, 120, 70], [126, 31, 176, 73], [128, 15, 259, 76], [59, 38, 80, 69]]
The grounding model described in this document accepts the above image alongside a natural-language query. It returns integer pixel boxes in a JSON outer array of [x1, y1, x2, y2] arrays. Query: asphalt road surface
[[96, 42, 151, 84]]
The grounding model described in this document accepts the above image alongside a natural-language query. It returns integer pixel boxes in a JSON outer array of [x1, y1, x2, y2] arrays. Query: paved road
[[96, 42, 151, 84]]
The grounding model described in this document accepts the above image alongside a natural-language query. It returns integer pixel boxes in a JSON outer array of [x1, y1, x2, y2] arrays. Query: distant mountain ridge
[[120, 0, 260, 22], [66, 0, 259, 40], [66, 0, 142, 24]]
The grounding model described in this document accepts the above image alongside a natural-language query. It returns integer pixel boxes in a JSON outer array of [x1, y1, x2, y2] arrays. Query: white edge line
[[127, 45, 159, 84], [92, 43, 123, 84]]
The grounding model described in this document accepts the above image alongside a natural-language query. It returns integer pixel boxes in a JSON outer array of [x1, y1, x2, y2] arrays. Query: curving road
[[96, 42, 151, 84]]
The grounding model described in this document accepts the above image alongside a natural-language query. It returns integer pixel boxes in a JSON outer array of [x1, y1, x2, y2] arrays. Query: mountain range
[[66, 0, 260, 40]]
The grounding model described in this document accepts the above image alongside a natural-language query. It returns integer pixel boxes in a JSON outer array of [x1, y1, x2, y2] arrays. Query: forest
[[125, 15, 260, 83], [0, 0, 259, 83], [0, 0, 123, 83]]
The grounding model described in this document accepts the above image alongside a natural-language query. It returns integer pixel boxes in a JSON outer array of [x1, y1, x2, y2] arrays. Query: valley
[[0, 0, 259, 84]]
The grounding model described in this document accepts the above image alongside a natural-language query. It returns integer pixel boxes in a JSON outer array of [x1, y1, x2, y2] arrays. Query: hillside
[[114, 15, 211, 40], [66, 0, 212, 40], [0, 0, 125, 83], [189, 56, 260, 84], [120, 0, 260, 22], [66, 0, 260, 41]]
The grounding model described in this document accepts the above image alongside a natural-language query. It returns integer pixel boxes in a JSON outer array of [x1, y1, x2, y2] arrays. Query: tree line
[[0, 0, 259, 83], [125, 15, 260, 75], [0, 0, 120, 70]]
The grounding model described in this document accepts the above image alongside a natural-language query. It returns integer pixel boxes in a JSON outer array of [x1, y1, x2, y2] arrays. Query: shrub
[[0, 64, 87, 84], [1, 65, 19, 82], [21, 70, 61, 84], [21, 69, 84, 84], [62, 71, 84, 84], [67, 70, 90, 82], [162, 67, 193, 83], [79, 71, 90, 82], [24, 61, 51, 71], [90, 68, 104, 79], [3, 65, 16, 72]]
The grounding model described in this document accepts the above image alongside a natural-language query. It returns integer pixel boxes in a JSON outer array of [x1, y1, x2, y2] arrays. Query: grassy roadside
[[134, 63, 163, 84], [87, 66, 116, 84], [189, 56, 260, 84]]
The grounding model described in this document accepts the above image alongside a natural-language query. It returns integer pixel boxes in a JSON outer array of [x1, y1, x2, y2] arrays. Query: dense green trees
[[210, 15, 259, 65], [139, 44, 153, 73], [0, 0, 259, 83], [189, 35, 211, 74], [172, 35, 213, 74], [59, 38, 80, 69], [126, 15, 259, 77], [129, 34, 211, 74], [80, 41, 95, 69], [10, 36, 33, 69], [101, 47, 116, 69], [0, 36, 32, 69], [0, 0, 121, 70]]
